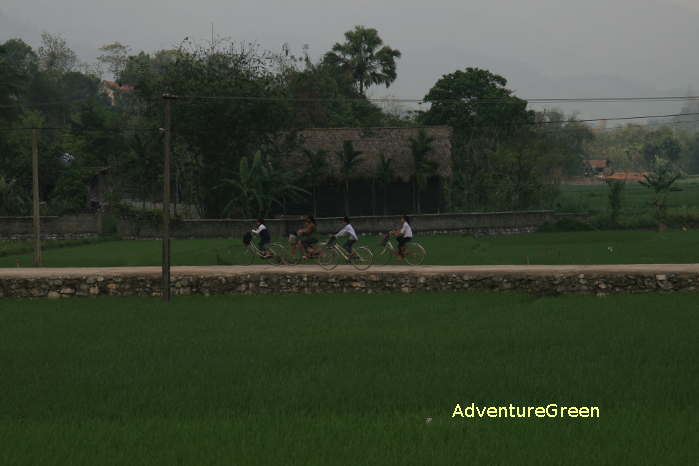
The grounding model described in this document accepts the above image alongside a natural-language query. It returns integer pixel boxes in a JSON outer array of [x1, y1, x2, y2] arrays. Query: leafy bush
[[49, 168, 90, 215]]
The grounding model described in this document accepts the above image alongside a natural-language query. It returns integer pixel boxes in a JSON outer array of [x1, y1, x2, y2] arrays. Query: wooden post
[[32, 128, 42, 267], [162, 95, 175, 301]]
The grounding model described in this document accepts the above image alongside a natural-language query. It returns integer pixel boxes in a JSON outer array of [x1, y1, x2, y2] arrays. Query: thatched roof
[[287, 126, 452, 183], [585, 159, 610, 169]]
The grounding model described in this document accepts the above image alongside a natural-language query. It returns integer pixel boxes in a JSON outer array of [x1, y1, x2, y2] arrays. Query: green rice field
[[2, 229, 699, 267], [1, 292, 697, 465], [557, 176, 699, 220]]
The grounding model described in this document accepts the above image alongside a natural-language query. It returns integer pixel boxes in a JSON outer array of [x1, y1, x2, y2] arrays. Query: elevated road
[[1, 264, 698, 297]]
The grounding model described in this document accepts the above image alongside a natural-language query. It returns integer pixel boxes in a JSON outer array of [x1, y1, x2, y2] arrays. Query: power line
[[3, 94, 699, 109], [539, 111, 699, 125], [0, 126, 158, 133], [0, 98, 105, 109], [2, 111, 699, 134], [175, 94, 699, 105]]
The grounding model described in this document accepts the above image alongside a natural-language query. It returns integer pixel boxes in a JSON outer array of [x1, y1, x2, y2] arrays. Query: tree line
[[1, 27, 697, 219]]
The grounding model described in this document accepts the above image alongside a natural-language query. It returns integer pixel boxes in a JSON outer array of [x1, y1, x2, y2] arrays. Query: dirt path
[[2, 264, 698, 279]]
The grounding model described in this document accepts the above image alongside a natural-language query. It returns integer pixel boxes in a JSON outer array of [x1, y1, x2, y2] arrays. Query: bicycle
[[217, 232, 286, 266], [280, 234, 330, 266], [317, 236, 374, 271], [375, 234, 426, 266]]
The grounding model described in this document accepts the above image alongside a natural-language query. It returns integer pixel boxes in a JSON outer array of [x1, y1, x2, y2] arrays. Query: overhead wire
[[2, 94, 699, 109]]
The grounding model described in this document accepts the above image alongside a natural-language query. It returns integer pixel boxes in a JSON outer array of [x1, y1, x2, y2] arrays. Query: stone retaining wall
[[117, 211, 582, 239], [0, 214, 101, 240], [1, 266, 697, 298], [1, 211, 586, 240]]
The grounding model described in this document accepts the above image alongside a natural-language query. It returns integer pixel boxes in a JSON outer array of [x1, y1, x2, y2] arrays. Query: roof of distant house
[[287, 126, 453, 182], [585, 159, 610, 169], [605, 172, 647, 182], [102, 80, 134, 93]]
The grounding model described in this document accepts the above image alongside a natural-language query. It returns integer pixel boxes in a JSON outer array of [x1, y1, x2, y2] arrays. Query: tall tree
[[37, 32, 78, 75], [121, 41, 293, 217], [639, 157, 682, 229], [285, 58, 385, 128], [641, 128, 682, 167], [605, 178, 625, 227], [323, 26, 401, 95], [97, 42, 131, 79], [420, 67, 533, 210], [336, 140, 363, 215], [409, 129, 437, 213]]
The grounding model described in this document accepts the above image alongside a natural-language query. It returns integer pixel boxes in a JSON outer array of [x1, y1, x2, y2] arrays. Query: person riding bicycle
[[251, 218, 271, 257], [390, 215, 413, 260], [333, 216, 358, 255], [296, 215, 319, 259]]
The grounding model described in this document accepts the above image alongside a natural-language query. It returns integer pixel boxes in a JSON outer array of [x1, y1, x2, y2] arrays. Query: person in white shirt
[[251, 218, 271, 256], [334, 216, 358, 254], [391, 215, 413, 259]]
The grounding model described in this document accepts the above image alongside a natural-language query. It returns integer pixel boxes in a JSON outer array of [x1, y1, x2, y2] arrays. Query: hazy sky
[[2, 0, 699, 120]]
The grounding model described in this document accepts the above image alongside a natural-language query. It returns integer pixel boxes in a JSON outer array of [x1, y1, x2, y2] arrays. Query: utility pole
[[162, 94, 176, 301], [32, 128, 42, 267]]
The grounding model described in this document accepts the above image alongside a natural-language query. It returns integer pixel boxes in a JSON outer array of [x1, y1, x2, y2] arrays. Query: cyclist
[[390, 215, 413, 260], [296, 215, 319, 259], [251, 218, 271, 257], [333, 216, 358, 255]]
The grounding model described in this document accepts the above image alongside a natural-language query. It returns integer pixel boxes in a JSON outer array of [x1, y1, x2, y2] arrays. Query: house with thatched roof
[[290, 126, 452, 182], [282, 126, 452, 216], [584, 159, 613, 177]]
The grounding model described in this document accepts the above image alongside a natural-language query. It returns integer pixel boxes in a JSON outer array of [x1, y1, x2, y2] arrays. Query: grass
[[556, 175, 699, 221], [0, 292, 697, 465], [1, 229, 699, 267], [0, 236, 116, 259]]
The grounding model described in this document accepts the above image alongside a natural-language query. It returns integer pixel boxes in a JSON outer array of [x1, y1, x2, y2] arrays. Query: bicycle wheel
[[376, 246, 393, 265], [266, 243, 287, 266], [350, 246, 373, 271], [242, 246, 256, 265], [318, 247, 338, 270], [404, 242, 426, 266]]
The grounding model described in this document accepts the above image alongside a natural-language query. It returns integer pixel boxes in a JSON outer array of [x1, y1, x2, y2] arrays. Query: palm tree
[[375, 153, 394, 215], [639, 157, 682, 230], [0, 175, 28, 216], [303, 148, 329, 217], [409, 129, 438, 213], [323, 26, 401, 95], [263, 152, 308, 216], [219, 151, 306, 218], [219, 152, 267, 218], [336, 141, 364, 216]]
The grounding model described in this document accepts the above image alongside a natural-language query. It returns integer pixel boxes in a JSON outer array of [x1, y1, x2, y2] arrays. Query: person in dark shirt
[[297, 215, 318, 259]]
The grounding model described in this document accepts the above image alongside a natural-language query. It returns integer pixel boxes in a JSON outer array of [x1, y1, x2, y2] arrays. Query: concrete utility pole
[[32, 128, 42, 267], [162, 94, 176, 301]]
